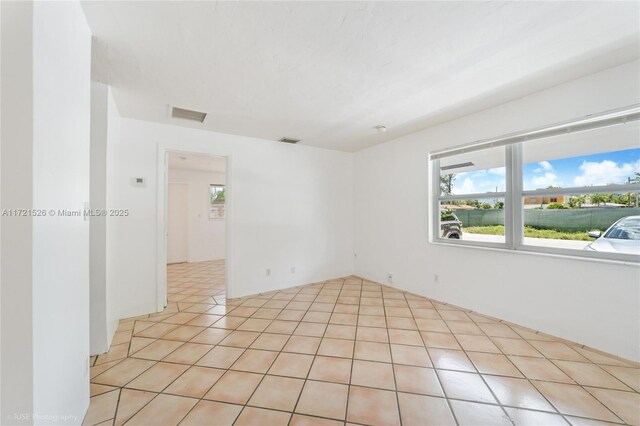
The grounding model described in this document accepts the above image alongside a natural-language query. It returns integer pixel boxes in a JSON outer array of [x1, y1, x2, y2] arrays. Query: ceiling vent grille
[[278, 137, 300, 144], [171, 106, 207, 123]]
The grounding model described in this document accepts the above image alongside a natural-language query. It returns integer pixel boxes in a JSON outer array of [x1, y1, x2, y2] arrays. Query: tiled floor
[[85, 260, 640, 426]]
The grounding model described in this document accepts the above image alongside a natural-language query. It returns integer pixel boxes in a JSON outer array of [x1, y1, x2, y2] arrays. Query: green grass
[[463, 225, 598, 241]]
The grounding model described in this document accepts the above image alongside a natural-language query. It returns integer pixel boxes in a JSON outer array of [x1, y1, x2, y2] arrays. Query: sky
[[449, 147, 640, 195]]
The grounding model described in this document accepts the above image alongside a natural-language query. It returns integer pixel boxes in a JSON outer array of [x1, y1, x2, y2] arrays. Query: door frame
[[156, 147, 232, 311]]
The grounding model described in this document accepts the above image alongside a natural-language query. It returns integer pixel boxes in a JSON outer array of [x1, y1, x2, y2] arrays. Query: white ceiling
[[168, 152, 226, 173], [82, 1, 640, 152]]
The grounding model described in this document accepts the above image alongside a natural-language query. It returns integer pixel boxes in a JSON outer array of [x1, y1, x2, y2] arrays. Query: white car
[[584, 215, 640, 256]]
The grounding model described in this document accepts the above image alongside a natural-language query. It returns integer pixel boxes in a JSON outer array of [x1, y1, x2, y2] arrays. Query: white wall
[[168, 169, 226, 262], [1, 1, 35, 421], [1, 1, 92, 423], [107, 118, 354, 318], [31, 1, 92, 422], [354, 60, 640, 362], [90, 83, 120, 355]]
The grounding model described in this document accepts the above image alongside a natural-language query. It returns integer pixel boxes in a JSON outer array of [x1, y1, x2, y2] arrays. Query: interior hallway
[[84, 261, 639, 425]]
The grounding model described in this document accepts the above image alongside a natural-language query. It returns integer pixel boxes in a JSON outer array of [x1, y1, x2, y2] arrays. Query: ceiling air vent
[[278, 137, 300, 144], [171, 106, 207, 123]]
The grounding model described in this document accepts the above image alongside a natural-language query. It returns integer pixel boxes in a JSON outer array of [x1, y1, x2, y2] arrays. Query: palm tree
[[589, 193, 607, 206]]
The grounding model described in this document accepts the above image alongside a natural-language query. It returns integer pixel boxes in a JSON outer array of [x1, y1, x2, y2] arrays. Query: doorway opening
[[163, 151, 228, 309]]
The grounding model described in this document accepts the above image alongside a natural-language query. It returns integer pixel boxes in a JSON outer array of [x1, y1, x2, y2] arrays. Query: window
[[431, 105, 640, 261], [209, 184, 225, 219]]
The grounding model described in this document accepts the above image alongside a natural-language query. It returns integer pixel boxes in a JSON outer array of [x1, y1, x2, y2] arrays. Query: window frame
[[430, 105, 640, 263], [209, 183, 226, 220]]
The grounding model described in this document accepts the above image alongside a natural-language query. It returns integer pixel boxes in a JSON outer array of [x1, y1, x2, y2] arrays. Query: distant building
[[523, 195, 565, 206]]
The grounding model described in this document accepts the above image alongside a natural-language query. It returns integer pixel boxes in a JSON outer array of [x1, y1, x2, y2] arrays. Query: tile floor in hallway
[[85, 260, 640, 426]]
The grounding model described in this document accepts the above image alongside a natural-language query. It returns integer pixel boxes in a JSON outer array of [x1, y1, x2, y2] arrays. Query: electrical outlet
[[291, 266, 296, 274], [434, 274, 439, 283], [386, 272, 393, 283], [266, 268, 271, 277]]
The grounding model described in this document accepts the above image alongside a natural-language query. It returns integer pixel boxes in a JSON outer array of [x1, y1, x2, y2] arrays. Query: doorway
[[161, 151, 229, 309]]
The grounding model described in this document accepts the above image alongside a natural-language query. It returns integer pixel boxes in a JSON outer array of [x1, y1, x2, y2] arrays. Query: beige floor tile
[[457, 334, 502, 353], [97, 262, 639, 426], [203, 370, 263, 404], [83, 389, 119, 426], [532, 381, 622, 422], [389, 329, 423, 346], [163, 366, 224, 398], [248, 375, 304, 411], [237, 318, 272, 332], [347, 386, 400, 426], [390, 343, 432, 367], [437, 370, 496, 403], [162, 325, 206, 342], [303, 311, 332, 323], [394, 365, 444, 396], [445, 320, 483, 335], [421, 331, 461, 350], [428, 348, 474, 372], [95, 343, 129, 365], [162, 342, 213, 364], [195, 345, 244, 369], [283, 336, 322, 354], [113, 389, 156, 426], [324, 324, 356, 340], [131, 339, 184, 360], [230, 349, 278, 373], [356, 326, 390, 343], [294, 321, 327, 337], [351, 360, 396, 390], [354, 341, 392, 363], [125, 362, 189, 392], [290, 414, 343, 426], [180, 400, 242, 426], [92, 358, 156, 387], [449, 400, 511, 426], [491, 337, 543, 357], [90, 383, 118, 397], [188, 327, 232, 345], [296, 380, 348, 420], [599, 365, 640, 392], [508, 356, 575, 383], [554, 360, 632, 390], [218, 330, 261, 347], [234, 407, 291, 426], [398, 392, 455, 426], [529, 341, 589, 362], [135, 322, 179, 339], [268, 352, 314, 378], [264, 319, 299, 334], [209, 316, 247, 330], [317, 338, 355, 358], [125, 394, 197, 426], [585, 387, 640, 425], [503, 407, 568, 425], [308, 356, 352, 384], [479, 323, 520, 338], [484, 375, 555, 411], [416, 318, 449, 333], [249, 333, 290, 351], [467, 352, 524, 377]]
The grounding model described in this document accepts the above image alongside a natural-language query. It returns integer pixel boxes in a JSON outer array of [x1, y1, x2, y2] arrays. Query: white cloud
[[534, 161, 554, 173], [573, 159, 640, 187], [488, 167, 506, 176], [453, 177, 476, 195], [532, 172, 559, 188]]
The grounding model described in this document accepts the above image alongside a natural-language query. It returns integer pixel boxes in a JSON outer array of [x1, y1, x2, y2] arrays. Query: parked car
[[441, 211, 463, 239], [584, 215, 640, 255]]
